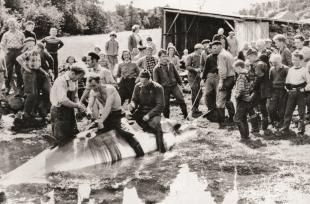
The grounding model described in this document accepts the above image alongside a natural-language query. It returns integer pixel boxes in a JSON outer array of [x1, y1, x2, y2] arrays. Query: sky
[[102, 0, 277, 15]]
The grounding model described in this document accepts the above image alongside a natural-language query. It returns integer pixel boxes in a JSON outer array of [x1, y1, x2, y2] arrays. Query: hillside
[[239, 0, 310, 21]]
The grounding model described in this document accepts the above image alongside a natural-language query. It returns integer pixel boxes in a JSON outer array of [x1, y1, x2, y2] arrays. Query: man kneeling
[[129, 70, 166, 153], [86, 74, 144, 157]]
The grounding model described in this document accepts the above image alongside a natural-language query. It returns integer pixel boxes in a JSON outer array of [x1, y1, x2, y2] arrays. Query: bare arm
[[98, 88, 115, 123]]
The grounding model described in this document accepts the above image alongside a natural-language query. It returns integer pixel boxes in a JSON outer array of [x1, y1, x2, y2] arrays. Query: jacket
[[253, 60, 272, 99], [153, 63, 182, 87], [132, 81, 164, 118]]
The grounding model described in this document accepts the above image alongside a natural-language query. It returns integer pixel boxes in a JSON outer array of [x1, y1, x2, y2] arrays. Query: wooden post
[[174, 17, 177, 46], [162, 10, 167, 49], [184, 15, 188, 49]]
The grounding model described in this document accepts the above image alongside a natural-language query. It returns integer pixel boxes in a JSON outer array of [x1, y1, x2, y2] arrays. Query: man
[[213, 28, 228, 50], [129, 70, 166, 153], [294, 34, 310, 64], [16, 38, 42, 119], [80, 52, 116, 103], [246, 48, 272, 134], [86, 75, 144, 157], [213, 40, 236, 127], [1, 18, 25, 95], [105, 31, 119, 72], [268, 54, 289, 129], [227, 31, 238, 57], [186, 43, 204, 115], [202, 42, 219, 111], [23, 21, 36, 43], [153, 49, 188, 119], [37, 42, 54, 118], [42, 27, 64, 79], [281, 51, 310, 134], [273, 34, 293, 67], [137, 46, 158, 78], [200, 39, 211, 71], [50, 66, 86, 145]]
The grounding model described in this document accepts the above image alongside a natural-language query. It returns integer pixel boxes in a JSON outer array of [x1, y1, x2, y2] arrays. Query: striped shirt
[[235, 72, 252, 102]]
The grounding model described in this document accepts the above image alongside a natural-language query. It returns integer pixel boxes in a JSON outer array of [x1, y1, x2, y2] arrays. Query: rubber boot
[[237, 123, 250, 140], [217, 108, 226, 129], [155, 130, 166, 153], [180, 103, 188, 119], [249, 114, 260, 133], [262, 117, 269, 131], [298, 120, 305, 135], [117, 129, 145, 157], [226, 101, 235, 123]]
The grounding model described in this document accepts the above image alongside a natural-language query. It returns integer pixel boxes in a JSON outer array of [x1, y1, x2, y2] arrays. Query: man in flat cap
[[105, 31, 119, 71], [200, 39, 211, 71], [186, 43, 204, 116]]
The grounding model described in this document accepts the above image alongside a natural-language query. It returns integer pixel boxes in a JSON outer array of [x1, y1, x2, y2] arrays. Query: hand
[[143, 114, 150, 121], [48, 70, 54, 80], [77, 103, 86, 112]]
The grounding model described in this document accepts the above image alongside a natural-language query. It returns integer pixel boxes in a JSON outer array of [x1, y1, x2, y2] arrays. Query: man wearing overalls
[[50, 66, 86, 146]]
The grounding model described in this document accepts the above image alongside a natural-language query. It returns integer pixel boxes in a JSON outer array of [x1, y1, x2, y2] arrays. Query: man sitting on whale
[[86, 74, 145, 157]]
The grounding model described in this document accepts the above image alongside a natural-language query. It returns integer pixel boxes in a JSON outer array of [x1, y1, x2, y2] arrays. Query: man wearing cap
[[153, 49, 188, 119], [213, 28, 229, 50], [273, 34, 292, 67], [137, 46, 158, 78], [200, 39, 211, 71], [186, 43, 204, 115], [227, 31, 238, 57], [246, 48, 272, 134], [50, 66, 86, 146], [212, 40, 235, 127], [86, 74, 144, 157], [202, 41, 219, 111], [129, 70, 166, 153], [105, 31, 119, 72], [42, 27, 64, 79], [1, 18, 25, 95]]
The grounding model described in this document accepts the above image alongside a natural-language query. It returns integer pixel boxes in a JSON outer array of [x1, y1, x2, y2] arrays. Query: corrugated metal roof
[[162, 7, 310, 25]]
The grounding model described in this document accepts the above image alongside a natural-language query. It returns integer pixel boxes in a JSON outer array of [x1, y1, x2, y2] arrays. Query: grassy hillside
[[57, 29, 161, 65]]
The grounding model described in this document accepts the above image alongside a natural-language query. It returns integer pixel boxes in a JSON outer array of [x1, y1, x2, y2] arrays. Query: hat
[[212, 34, 225, 42], [210, 40, 222, 46], [139, 69, 151, 79], [201, 39, 210, 44], [110, 31, 117, 37], [194, 43, 204, 49], [246, 48, 258, 56], [167, 45, 177, 51], [23, 37, 35, 44]]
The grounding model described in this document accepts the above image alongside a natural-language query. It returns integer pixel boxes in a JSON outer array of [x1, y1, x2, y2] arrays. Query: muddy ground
[[1, 94, 310, 204]]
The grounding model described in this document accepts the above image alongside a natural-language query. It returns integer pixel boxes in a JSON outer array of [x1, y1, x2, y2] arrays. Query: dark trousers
[[119, 78, 136, 105], [50, 53, 58, 79], [305, 91, 310, 116], [234, 100, 251, 139], [51, 105, 79, 145], [100, 110, 144, 156], [163, 85, 187, 118], [5, 48, 23, 91], [251, 94, 269, 130], [23, 71, 38, 116], [268, 88, 287, 127], [188, 71, 202, 109], [37, 72, 51, 117], [283, 90, 306, 133], [133, 110, 166, 152]]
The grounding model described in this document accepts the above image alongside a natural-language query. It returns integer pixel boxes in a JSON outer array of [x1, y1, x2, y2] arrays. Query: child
[[146, 37, 156, 55], [180, 49, 189, 69], [105, 31, 119, 72], [281, 51, 310, 134], [59, 56, 76, 75], [233, 60, 253, 142], [94, 45, 101, 55]]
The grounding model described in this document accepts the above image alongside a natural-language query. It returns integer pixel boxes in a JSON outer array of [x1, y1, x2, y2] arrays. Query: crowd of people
[[1, 16, 310, 154]]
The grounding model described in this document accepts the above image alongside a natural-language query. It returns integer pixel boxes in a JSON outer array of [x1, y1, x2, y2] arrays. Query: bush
[[23, 4, 64, 38]]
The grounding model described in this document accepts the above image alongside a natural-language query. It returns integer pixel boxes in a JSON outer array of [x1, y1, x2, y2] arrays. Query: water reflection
[[121, 164, 240, 204]]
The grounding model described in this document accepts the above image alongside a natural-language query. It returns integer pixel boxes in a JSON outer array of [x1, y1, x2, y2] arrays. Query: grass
[[57, 29, 162, 65]]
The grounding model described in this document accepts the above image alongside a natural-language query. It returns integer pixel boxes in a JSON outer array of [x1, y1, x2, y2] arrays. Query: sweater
[[153, 63, 182, 87], [269, 65, 289, 89]]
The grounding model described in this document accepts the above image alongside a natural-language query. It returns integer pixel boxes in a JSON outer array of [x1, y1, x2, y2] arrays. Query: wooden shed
[[161, 7, 308, 53]]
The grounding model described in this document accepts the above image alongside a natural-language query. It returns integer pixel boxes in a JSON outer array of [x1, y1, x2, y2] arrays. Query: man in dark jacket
[[153, 49, 188, 119], [246, 48, 272, 134], [129, 70, 166, 153]]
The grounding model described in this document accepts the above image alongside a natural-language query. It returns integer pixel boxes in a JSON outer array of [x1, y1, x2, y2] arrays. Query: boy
[[281, 51, 310, 134], [146, 37, 156, 55], [233, 60, 253, 142], [23, 21, 36, 43], [105, 32, 119, 72], [42, 27, 64, 79]]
